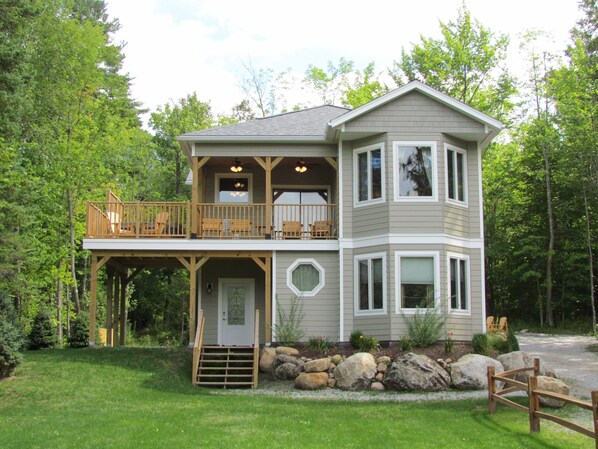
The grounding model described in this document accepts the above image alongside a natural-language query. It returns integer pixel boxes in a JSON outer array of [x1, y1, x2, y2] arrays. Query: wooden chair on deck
[[497, 317, 508, 335], [486, 316, 497, 333], [310, 220, 332, 238], [282, 221, 303, 238], [201, 218, 223, 238], [230, 219, 252, 237], [141, 212, 169, 236]]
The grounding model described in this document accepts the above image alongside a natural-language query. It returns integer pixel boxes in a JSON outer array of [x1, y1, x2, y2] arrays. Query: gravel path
[[518, 332, 598, 399]]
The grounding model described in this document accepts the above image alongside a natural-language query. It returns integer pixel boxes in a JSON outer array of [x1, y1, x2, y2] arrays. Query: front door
[[218, 278, 254, 345]]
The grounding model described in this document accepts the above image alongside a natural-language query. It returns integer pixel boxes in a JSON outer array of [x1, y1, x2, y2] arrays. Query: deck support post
[[113, 274, 120, 346], [88, 255, 98, 346], [119, 271, 127, 346], [106, 267, 114, 347], [189, 256, 197, 345]]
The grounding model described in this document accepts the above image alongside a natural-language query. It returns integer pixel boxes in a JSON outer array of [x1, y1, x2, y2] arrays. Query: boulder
[[259, 347, 277, 373], [384, 353, 450, 392], [535, 376, 569, 408], [371, 382, 385, 391], [275, 346, 300, 357], [333, 352, 377, 391], [273, 354, 304, 380], [295, 372, 329, 390], [330, 354, 344, 365], [376, 356, 391, 365], [377, 363, 388, 373], [327, 378, 337, 388], [304, 358, 331, 373], [375, 372, 384, 382], [450, 354, 504, 390], [497, 351, 557, 382]]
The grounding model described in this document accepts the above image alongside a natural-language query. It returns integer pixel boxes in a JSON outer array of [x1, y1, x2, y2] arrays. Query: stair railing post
[[528, 376, 540, 433], [591, 391, 597, 449], [487, 365, 496, 414]]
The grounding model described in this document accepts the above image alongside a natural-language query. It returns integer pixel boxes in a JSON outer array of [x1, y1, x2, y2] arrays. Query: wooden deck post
[[487, 365, 496, 414], [106, 267, 114, 347], [119, 272, 127, 346], [533, 357, 540, 377], [189, 256, 197, 345], [88, 255, 98, 346], [113, 274, 120, 346], [528, 376, 540, 432], [265, 157, 272, 237], [592, 391, 598, 449], [191, 157, 199, 237]]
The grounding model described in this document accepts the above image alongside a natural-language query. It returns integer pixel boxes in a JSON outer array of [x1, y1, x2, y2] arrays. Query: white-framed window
[[448, 252, 470, 315], [215, 173, 253, 203], [445, 144, 467, 205], [287, 259, 325, 297], [393, 141, 437, 201], [395, 251, 440, 313], [353, 143, 385, 207], [354, 252, 387, 316]]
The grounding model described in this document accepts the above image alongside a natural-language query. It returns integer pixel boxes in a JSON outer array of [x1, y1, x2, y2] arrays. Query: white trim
[[477, 143, 484, 239], [338, 138, 344, 239], [338, 234, 484, 250], [393, 141, 438, 202], [328, 81, 503, 131], [339, 246, 344, 342], [353, 143, 386, 207], [445, 143, 468, 207], [477, 143, 487, 332], [446, 252, 471, 316], [214, 173, 253, 203], [286, 258, 325, 297], [272, 251, 277, 341], [354, 252, 387, 317], [82, 239, 338, 252], [395, 251, 441, 314], [217, 278, 255, 345]]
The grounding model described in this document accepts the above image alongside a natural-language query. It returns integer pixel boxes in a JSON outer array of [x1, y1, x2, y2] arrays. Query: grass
[[0, 348, 593, 449]]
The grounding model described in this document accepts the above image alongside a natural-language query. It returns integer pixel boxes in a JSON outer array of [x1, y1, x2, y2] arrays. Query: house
[[83, 81, 502, 357]]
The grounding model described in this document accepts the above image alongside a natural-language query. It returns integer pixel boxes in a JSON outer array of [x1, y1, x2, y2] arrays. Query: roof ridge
[[256, 104, 351, 121]]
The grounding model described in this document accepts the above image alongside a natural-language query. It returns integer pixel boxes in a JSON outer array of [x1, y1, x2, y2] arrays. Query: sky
[[104, 0, 582, 121]]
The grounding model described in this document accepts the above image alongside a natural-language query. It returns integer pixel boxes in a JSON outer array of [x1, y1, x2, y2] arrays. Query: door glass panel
[[227, 287, 246, 325]]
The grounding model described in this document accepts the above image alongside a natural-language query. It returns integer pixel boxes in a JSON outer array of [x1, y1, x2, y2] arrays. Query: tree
[[390, 5, 516, 121], [0, 290, 25, 378], [304, 57, 354, 106]]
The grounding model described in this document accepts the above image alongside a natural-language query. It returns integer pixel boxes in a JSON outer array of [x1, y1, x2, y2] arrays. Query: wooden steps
[[195, 345, 257, 388]]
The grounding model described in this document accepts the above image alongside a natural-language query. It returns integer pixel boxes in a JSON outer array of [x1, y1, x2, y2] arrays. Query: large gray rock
[[304, 358, 331, 373], [384, 353, 450, 392], [535, 376, 569, 408], [273, 354, 304, 380], [259, 347, 277, 373], [294, 372, 329, 390], [497, 351, 557, 382], [450, 354, 504, 390], [333, 352, 377, 391]]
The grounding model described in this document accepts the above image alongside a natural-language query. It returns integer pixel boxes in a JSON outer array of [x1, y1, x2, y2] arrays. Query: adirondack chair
[[497, 317, 508, 335], [282, 221, 302, 238], [310, 220, 332, 238], [486, 316, 497, 333], [229, 219, 252, 237], [201, 218, 223, 238], [141, 212, 169, 236]]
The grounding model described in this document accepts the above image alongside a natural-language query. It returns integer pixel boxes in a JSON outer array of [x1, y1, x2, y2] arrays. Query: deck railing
[[87, 201, 337, 239]]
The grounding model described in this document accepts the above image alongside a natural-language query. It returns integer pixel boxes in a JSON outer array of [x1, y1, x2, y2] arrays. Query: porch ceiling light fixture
[[233, 179, 245, 189], [230, 159, 243, 173], [295, 159, 308, 173]]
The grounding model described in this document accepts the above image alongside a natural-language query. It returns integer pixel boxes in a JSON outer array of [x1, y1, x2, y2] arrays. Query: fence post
[[528, 376, 540, 432], [488, 365, 496, 414], [591, 391, 597, 449], [533, 357, 540, 377]]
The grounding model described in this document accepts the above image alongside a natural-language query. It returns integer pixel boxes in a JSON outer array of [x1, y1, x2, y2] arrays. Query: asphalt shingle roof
[[180, 105, 350, 139]]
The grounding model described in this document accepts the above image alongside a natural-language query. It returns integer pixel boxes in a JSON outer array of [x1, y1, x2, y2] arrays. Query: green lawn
[[0, 348, 592, 449]]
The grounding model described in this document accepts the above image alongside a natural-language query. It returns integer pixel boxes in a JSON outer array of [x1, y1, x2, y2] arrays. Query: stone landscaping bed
[[258, 345, 569, 407]]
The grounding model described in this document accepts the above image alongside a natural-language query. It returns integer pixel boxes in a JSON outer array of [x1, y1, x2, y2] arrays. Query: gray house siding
[[274, 251, 340, 341]]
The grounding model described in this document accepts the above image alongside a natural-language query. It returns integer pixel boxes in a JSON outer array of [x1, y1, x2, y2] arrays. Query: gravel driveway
[[518, 332, 598, 399]]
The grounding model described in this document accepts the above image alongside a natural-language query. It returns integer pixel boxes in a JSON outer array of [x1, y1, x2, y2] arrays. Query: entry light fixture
[[230, 159, 243, 173], [295, 159, 308, 173]]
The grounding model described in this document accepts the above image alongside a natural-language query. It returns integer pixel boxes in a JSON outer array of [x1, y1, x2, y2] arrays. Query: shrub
[[472, 333, 488, 355], [306, 336, 333, 354], [272, 295, 305, 346], [358, 335, 380, 352], [507, 332, 520, 351], [0, 291, 25, 378], [399, 335, 413, 351], [489, 334, 510, 354], [28, 308, 57, 350], [68, 313, 89, 348], [349, 330, 364, 349], [405, 307, 445, 347]]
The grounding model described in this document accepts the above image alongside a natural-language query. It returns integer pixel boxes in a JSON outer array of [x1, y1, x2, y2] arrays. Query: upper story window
[[216, 174, 252, 203], [353, 144, 385, 207], [395, 251, 439, 313], [446, 144, 467, 205], [354, 252, 386, 316], [393, 141, 437, 201], [448, 253, 469, 314]]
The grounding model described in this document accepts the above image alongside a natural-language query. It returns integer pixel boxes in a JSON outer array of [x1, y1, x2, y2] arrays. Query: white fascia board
[[328, 81, 503, 132], [82, 239, 339, 252], [339, 234, 484, 250]]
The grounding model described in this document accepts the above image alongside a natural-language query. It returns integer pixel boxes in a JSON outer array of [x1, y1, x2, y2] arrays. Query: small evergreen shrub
[[67, 313, 89, 348], [350, 330, 364, 349], [272, 295, 305, 346], [489, 334, 510, 354], [306, 336, 332, 354], [0, 291, 25, 378], [507, 332, 519, 351], [405, 307, 445, 347], [472, 333, 488, 355], [399, 336, 413, 351], [28, 308, 57, 350]]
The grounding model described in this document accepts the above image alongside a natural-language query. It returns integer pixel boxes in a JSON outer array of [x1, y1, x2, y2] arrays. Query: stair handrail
[[252, 309, 260, 389], [192, 309, 205, 385]]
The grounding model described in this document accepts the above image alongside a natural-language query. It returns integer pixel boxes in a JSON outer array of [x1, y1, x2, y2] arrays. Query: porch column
[[189, 256, 197, 345], [113, 274, 120, 346], [105, 266, 114, 346], [88, 255, 98, 346], [254, 157, 282, 237], [265, 254, 272, 342], [119, 271, 127, 346], [191, 157, 199, 237]]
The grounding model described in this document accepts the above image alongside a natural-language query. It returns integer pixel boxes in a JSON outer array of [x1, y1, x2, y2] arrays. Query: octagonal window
[[287, 259, 325, 297]]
